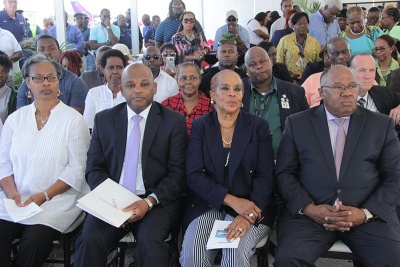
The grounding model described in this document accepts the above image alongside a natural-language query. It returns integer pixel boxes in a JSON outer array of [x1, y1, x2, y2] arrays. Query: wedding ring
[[238, 227, 243, 232], [248, 212, 254, 218]]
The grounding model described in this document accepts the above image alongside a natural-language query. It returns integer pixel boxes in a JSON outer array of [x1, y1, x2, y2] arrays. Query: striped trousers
[[180, 209, 269, 267]]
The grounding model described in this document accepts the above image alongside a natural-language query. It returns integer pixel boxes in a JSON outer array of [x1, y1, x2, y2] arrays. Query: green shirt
[[249, 78, 282, 158], [375, 58, 399, 86]]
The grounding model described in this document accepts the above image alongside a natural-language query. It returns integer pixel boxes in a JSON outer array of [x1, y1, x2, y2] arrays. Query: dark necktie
[[358, 98, 366, 108]]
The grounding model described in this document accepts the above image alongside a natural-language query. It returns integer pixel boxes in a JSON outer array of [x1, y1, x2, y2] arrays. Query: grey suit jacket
[[276, 105, 400, 239]]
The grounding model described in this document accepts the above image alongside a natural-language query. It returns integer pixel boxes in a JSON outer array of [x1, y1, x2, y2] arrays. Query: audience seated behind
[[80, 46, 111, 89]]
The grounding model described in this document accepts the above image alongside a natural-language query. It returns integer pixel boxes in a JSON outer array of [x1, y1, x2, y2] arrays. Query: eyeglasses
[[183, 18, 195, 24], [102, 15, 110, 18], [367, 17, 379, 22], [329, 49, 350, 58], [172, 4, 183, 8], [218, 39, 237, 46], [144, 54, 161, 60], [29, 75, 59, 83], [162, 51, 176, 57], [374, 46, 389, 52], [178, 76, 199, 83], [321, 84, 359, 93], [227, 18, 237, 22]]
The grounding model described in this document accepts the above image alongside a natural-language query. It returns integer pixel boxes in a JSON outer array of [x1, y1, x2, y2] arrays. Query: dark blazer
[[368, 85, 400, 115], [375, 70, 392, 88], [86, 102, 188, 216], [273, 63, 293, 83], [242, 77, 309, 132], [80, 70, 104, 89], [299, 60, 324, 84], [276, 105, 400, 239], [389, 68, 400, 94], [184, 110, 275, 228]]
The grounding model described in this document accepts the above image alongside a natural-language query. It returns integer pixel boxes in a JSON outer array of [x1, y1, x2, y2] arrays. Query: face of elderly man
[[319, 65, 358, 118], [327, 38, 351, 66], [121, 64, 157, 114], [245, 47, 273, 85], [350, 54, 376, 96]]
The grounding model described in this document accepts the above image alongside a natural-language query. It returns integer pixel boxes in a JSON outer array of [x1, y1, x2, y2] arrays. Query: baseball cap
[[112, 44, 134, 62], [226, 10, 238, 20], [74, 12, 85, 17]]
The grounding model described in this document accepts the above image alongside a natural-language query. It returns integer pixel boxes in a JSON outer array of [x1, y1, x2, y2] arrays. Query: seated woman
[[276, 12, 320, 83], [381, 7, 400, 52], [160, 43, 179, 77], [0, 54, 90, 267], [83, 49, 127, 129], [258, 41, 292, 82], [338, 6, 383, 55], [171, 11, 209, 69], [270, 9, 297, 47], [60, 50, 83, 76], [374, 35, 399, 87], [162, 62, 213, 135], [0, 52, 17, 124], [247, 12, 270, 46], [180, 70, 275, 267]]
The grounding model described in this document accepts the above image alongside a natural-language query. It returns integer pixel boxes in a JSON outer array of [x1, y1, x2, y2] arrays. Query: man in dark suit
[[389, 67, 400, 94], [274, 65, 400, 266], [74, 63, 188, 267], [349, 53, 400, 120], [241, 46, 309, 158]]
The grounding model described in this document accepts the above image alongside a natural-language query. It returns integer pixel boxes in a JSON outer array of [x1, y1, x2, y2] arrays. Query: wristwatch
[[106, 26, 111, 29], [143, 198, 154, 211], [361, 208, 374, 223]]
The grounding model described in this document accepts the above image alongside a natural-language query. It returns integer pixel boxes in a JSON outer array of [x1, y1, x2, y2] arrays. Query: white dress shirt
[[357, 93, 378, 112], [153, 70, 179, 103], [0, 28, 22, 75], [83, 84, 126, 128], [0, 102, 90, 231]]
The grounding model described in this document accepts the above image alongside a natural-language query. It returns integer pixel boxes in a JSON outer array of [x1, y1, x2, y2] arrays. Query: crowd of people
[[1, 0, 400, 266]]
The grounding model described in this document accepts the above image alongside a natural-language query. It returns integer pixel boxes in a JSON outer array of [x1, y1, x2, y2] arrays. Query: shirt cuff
[[149, 193, 159, 204]]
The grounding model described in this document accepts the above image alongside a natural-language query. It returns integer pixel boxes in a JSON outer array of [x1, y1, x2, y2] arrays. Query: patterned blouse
[[171, 30, 209, 68], [162, 91, 213, 135], [276, 33, 321, 80]]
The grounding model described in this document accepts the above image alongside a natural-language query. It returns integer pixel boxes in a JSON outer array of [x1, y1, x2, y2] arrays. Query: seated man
[[199, 39, 247, 98], [274, 64, 400, 267], [74, 63, 188, 267], [142, 46, 179, 103], [16, 35, 88, 114], [80, 46, 111, 89]]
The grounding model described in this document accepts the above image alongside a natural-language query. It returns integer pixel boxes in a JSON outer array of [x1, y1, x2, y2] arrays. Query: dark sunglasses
[[162, 51, 177, 57], [144, 54, 161, 60], [227, 18, 237, 22], [218, 39, 237, 46], [183, 18, 195, 23]]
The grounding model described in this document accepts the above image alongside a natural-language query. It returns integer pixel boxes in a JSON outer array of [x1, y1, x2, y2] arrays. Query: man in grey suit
[[274, 65, 400, 266], [75, 63, 187, 267]]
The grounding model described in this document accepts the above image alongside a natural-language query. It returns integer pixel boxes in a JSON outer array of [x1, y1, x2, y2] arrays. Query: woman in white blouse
[[247, 12, 270, 47], [83, 49, 127, 129], [0, 54, 90, 266]]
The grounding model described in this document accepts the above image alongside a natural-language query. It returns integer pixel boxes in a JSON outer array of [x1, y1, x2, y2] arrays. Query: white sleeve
[[83, 90, 96, 129], [0, 116, 14, 180]]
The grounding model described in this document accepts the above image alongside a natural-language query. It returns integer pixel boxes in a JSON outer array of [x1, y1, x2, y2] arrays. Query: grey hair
[[176, 62, 201, 78], [325, 0, 342, 10], [21, 54, 62, 80]]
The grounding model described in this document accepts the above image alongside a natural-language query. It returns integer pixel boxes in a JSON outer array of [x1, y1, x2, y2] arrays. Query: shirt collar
[[357, 92, 369, 101], [325, 106, 351, 121], [250, 77, 277, 96], [127, 102, 152, 121]]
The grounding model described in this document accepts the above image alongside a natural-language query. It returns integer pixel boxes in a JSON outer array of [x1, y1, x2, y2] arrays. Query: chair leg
[[118, 247, 126, 267]]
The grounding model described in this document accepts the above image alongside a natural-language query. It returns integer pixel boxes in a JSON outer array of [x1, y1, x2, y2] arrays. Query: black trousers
[[0, 219, 60, 267], [273, 209, 400, 267], [74, 204, 173, 267]]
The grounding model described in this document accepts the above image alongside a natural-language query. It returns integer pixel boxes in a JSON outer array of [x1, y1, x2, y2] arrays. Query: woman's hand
[[225, 215, 251, 241], [161, 66, 176, 77], [223, 194, 262, 224], [22, 192, 46, 207]]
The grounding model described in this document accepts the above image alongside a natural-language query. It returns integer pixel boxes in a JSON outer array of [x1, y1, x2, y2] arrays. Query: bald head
[[245, 47, 272, 87]]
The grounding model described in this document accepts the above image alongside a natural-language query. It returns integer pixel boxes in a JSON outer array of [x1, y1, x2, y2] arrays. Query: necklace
[[225, 151, 230, 167], [380, 67, 389, 72], [35, 112, 50, 129], [349, 26, 365, 35], [222, 137, 232, 146]]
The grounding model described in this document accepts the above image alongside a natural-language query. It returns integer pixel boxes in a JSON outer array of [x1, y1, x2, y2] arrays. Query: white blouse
[[83, 84, 126, 129], [0, 102, 90, 232], [247, 19, 269, 45]]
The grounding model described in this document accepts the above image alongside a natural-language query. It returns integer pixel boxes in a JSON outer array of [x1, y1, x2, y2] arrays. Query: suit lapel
[[242, 78, 251, 112], [205, 111, 224, 183], [142, 103, 161, 173], [311, 105, 337, 182], [339, 107, 366, 182], [228, 112, 251, 188], [276, 80, 293, 131], [116, 104, 128, 179]]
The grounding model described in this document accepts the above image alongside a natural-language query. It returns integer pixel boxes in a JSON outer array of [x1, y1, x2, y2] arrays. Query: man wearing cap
[[308, 0, 342, 46], [90, 9, 120, 51], [113, 43, 133, 63], [75, 12, 94, 71], [0, 0, 27, 42], [213, 10, 249, 54], [48, 11, 85, 56]]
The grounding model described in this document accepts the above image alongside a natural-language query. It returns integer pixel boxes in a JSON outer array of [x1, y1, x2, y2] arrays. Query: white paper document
[[3, 198, 43, 222], [206, 220, 240, 250], [76, 178, 142, 228]]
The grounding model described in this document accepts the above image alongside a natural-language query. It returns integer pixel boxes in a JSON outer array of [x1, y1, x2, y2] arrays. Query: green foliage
[[13, 71, 23, 89], [220, 33, 240, 42], [294, 0, 322, 14]]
